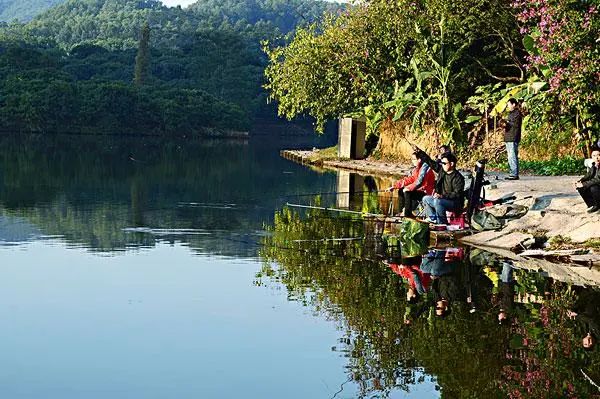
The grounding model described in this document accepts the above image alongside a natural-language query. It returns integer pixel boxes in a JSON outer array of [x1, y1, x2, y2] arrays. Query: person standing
[[503, 98, 522, 180]]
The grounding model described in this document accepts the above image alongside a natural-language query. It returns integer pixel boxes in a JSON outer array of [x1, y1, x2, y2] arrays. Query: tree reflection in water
[[259, 205, 600, 399]]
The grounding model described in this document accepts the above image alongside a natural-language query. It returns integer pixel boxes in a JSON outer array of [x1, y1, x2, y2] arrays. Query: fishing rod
[[286, 202, 384, 217], [285, 203, 429, 225], [279, 189, 389, 199], [175, 190, 392, 210], [292, 237, 372, 243]]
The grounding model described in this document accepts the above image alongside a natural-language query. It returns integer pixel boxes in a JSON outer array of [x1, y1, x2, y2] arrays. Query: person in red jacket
[[389, 152, 435, 217]]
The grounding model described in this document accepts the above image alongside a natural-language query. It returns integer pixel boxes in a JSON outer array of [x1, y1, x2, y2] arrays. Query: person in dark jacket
[[413, 147, 465, 224], [503, 98, 522, 180], [575, 146, 600, 213]]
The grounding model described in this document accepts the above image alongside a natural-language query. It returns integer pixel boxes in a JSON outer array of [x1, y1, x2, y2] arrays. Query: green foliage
[[491, 157, 586, 176], [0, 0, 342, 134], [133, 22, 150, 86], [514, 0, 600, 148], [0, 0, 64, 22], [264, 0, 525, 138], [584, 239, 600, 250], [0, 42, 250, 133]]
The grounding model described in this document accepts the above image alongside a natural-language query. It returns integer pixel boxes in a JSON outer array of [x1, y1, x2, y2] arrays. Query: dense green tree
[[0, 0, 64, 22], [133, 22, 150, 86], [513, 0, 600, 154], [264, 0, 525, 139], [0, 0, 343, 134]]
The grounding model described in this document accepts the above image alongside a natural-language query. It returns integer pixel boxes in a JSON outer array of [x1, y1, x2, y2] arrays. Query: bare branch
[[474, 59, 522, 83]]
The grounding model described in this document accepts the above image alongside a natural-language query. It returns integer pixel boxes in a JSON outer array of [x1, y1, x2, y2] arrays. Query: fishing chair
[[445, 160, 488, 229]]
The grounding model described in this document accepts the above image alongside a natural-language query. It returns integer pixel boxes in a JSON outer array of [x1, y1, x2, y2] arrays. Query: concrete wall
[[338, 118, 366, 159]]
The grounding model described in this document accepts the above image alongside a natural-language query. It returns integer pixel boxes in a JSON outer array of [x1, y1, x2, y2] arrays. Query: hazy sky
[[161, 0, 346, 7]]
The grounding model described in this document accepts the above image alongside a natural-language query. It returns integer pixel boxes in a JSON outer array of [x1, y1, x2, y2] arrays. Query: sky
[[161, 0, 346, 7]]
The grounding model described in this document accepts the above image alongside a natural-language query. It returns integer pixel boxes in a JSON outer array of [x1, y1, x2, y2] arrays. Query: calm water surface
[[0, 133, 598, 398]]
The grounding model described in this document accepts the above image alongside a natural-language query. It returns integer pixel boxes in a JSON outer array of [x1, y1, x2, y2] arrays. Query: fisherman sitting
[[413, 146, 465, 224], [388, 152, 435, 217], [575, 146, 600, 213]]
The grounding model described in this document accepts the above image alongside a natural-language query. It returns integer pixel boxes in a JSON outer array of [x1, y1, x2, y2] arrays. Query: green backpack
[[471, 210, 503, 231]]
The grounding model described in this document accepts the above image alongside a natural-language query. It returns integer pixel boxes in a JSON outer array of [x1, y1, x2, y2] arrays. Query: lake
[[0, 133, 597, 398]]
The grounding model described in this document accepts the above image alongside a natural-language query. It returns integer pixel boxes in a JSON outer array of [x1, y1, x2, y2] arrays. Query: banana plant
[[382, 17, 468, 144]]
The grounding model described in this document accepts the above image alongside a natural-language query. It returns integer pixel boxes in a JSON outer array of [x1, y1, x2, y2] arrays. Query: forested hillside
[[0, 0, 342, 135], [0, 0, 64, 22]]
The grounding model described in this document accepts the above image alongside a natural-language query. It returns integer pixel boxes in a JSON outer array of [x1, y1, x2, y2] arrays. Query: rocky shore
[[281, 149, 600, 266]]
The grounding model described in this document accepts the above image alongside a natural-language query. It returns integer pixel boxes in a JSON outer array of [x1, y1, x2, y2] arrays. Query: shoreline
[[281, 148, 600, 267]]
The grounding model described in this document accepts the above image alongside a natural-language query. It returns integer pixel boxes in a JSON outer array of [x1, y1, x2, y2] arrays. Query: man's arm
[[579, 168, 592, 183], [413, 146, 441, 173], [582, 167, 600, 188]]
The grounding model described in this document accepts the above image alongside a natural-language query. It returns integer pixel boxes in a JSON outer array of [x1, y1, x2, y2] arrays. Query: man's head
[[441, 153, 457, 173], [591, 147, 600, 165], [583, 332, 595, 351], [507, 98, 518, 111]]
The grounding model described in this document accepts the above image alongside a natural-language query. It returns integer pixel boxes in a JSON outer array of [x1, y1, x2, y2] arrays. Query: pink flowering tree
[[512, 0, 600, 152]]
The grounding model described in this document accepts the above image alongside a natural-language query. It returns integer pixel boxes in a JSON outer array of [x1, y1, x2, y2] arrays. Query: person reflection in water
[[420, 248, 465, 318], [497, 261, 516, 325], [386, 256, 432, 324], [567, 287, 600, 351]]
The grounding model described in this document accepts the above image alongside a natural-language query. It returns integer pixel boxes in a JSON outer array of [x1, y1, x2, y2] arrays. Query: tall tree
[[133, 22, 150, 86]]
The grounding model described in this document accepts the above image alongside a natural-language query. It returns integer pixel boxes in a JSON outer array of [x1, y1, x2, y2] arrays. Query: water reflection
[[260, 204, 600, 398], [0, 134, 336, 256], [2, 133, 599, 398]]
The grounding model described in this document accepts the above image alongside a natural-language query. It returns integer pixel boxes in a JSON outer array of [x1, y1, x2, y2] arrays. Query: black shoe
[[587, 206, 600, 213], [504, 175, 519, 180]]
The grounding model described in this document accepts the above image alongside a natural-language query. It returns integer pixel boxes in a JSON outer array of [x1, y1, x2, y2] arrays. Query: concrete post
[[338, 117, 366, 159], [336, 171, 364, 209]]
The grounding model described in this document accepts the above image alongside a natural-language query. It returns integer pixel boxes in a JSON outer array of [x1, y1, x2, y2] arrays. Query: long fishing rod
[[280, 189, 389, 199], [175, 189, 392, 210], [285, 203, 429, 225], [286, 202, 398, 218]]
